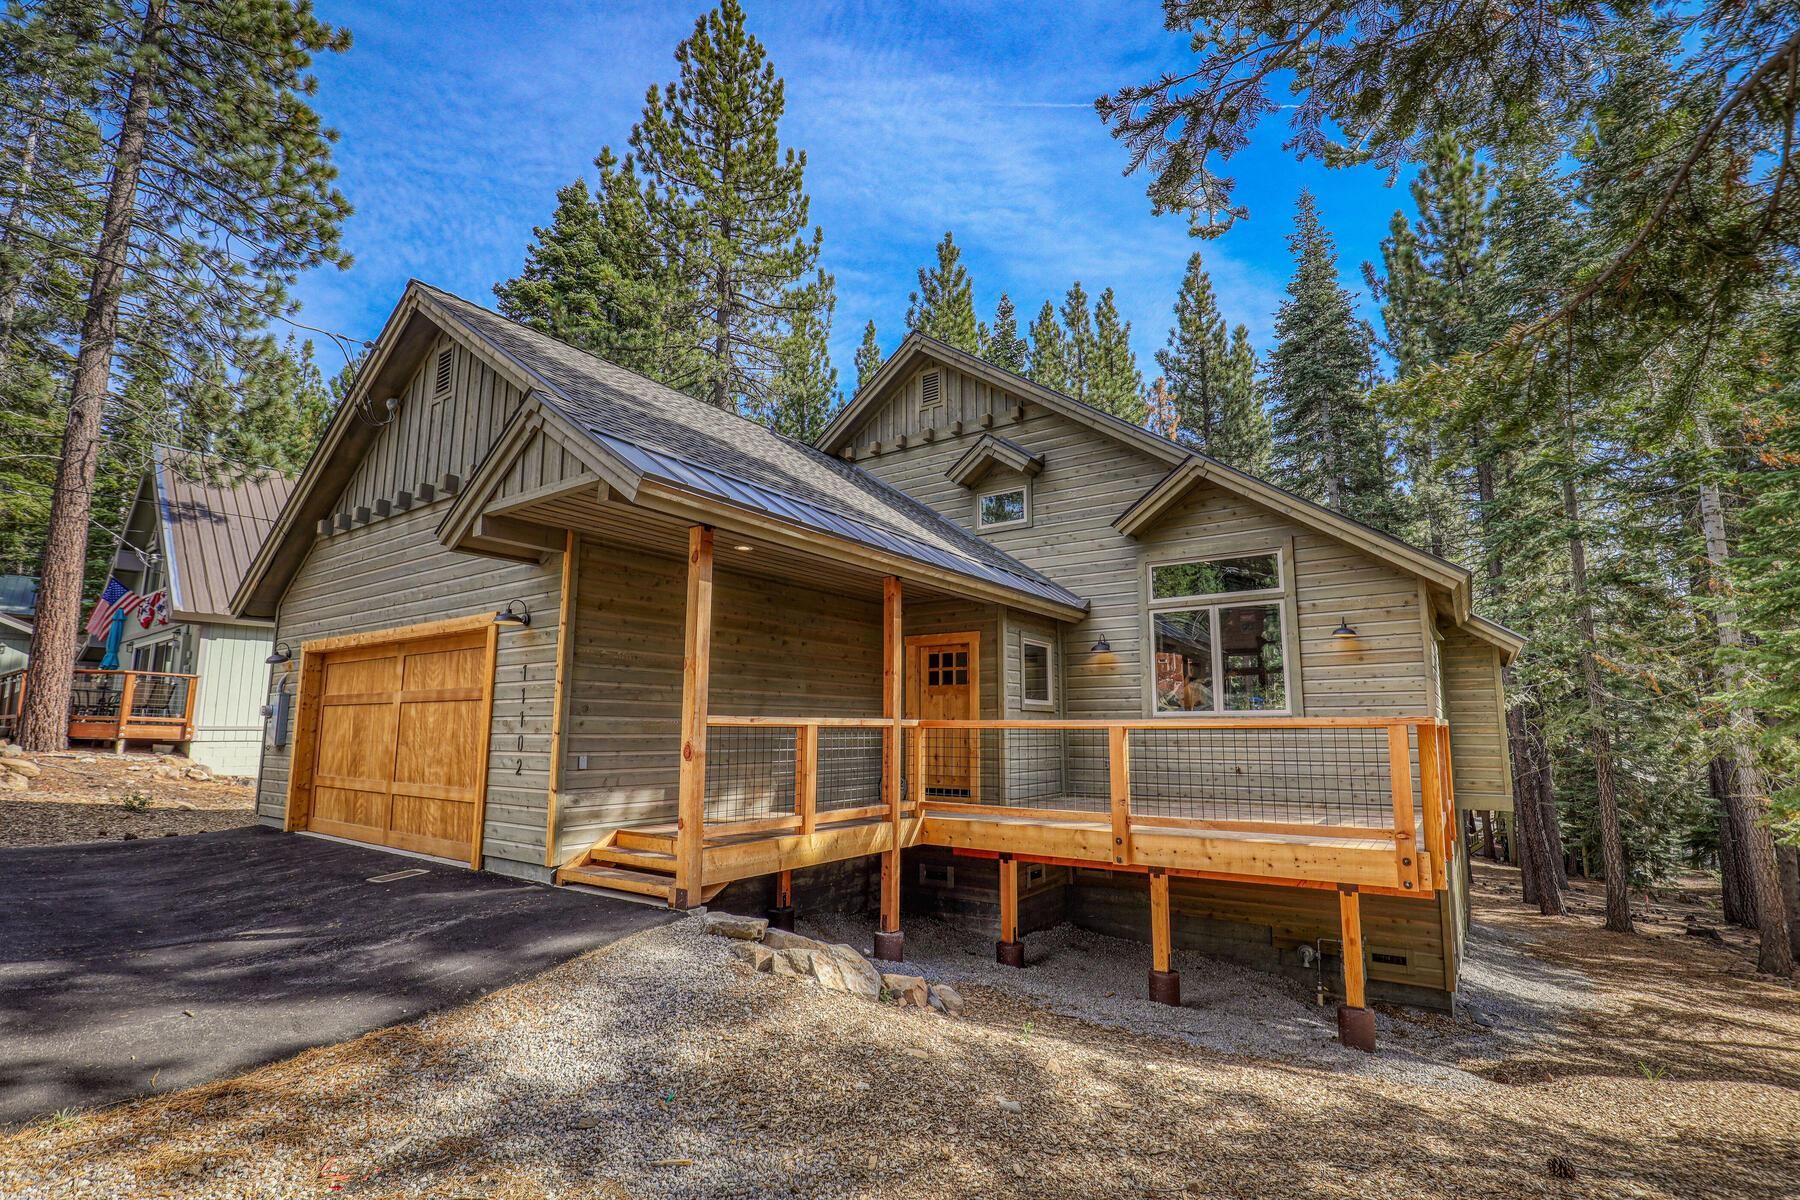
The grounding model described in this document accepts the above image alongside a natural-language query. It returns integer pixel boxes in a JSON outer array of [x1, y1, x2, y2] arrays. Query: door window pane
[[1152, 609, 1214, 712], [1151, 553, 1279, 601], [1219, 604, 1285, 711]]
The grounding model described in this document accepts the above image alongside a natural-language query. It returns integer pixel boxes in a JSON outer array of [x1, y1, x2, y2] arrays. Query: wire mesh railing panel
[[817, 727, 884, 811], [129, 674, 191, 720], [703, 725, 796, 826], [69, 674, 124, 719], [1127, 725, 1394, 828], [916, 727, 1111, 813]]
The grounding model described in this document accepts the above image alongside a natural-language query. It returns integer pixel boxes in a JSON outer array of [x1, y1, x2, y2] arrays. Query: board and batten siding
[[188, 622, 276, 776], [554, 539, 887, 864], [337, 333, 529, 515], [1440, 622, 1513, 812], [256, 332, 561, 880]]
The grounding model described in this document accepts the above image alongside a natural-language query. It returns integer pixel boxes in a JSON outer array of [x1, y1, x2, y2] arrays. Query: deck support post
[[674, 526, 714, 910], [1336, 885, 1375, 1051], [1147, 868, 1180, 1005], [768, 869, 795, 930], [114, 671, 137, 755], [996, 853, 1024, 967], [874, 575, 905, 962]]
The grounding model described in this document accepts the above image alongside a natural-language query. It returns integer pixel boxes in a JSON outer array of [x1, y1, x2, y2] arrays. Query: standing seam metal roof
[[153, 447, 296, 621]]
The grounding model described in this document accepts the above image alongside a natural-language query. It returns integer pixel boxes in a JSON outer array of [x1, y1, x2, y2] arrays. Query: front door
[[905, 632, 980, 798]]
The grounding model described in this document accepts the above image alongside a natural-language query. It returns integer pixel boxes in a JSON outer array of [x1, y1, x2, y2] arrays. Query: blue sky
[[292, 0, 1420, 386]]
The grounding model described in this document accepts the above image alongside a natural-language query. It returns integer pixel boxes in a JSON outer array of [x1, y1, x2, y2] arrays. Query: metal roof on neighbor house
[[154, 447, 297, 622], [420, 285, 1088, 614]]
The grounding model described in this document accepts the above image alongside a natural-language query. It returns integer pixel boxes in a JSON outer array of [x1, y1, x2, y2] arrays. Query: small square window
[[978, 487, 1028, 529]]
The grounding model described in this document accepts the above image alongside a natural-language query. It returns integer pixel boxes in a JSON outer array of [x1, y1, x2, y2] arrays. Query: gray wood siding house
[[232, 282, 1523, 1035]]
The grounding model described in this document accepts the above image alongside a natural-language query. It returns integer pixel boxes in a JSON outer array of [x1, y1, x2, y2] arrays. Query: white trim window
[[1020, 636, 1054, 710], [1145, 550, 1290, 714], [977, 485, 1029, 530]]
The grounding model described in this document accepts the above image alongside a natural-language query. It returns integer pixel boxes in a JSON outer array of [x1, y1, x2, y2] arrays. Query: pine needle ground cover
[[2, 864, 1793, 1200]]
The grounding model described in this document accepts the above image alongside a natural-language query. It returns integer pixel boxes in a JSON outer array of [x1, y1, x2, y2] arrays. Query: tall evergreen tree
[[906, 231, 979, 352], [853, 319, 882, 392], [628, 0, 830, 415], [1027, 300, 1068, 392], [495, 151, 693, 386], [1265, 192, 1396, 529], [1145, 376, 1179, 438], [1060, 282, 1096, 403], [987, 293, 1027, 373], [1089, 287, 1146, 423], [1157, 252, 1231, 449], [756, 293, 837, 441], [17, 0, 352, 752], [1211, 325, 1273, 475]]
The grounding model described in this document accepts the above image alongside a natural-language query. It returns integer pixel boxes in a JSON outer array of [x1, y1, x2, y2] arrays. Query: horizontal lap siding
[[554, 541, 885, 864], [189, 623, 274, 777], [1442, 624, 1513, 811]]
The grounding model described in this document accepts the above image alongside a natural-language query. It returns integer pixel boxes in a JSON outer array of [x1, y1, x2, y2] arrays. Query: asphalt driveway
[[0, 826, 677, 1125]]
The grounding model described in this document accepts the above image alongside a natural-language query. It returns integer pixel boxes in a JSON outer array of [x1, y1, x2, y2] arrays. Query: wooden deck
[[0, 668, 198, 747]]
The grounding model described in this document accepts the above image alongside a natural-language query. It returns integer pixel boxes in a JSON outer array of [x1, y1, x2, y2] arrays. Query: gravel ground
[[1, 860, 1794, 1200], [0, 751, 256, 848]]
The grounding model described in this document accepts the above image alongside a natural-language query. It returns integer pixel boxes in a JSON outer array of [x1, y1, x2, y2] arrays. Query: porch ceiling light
[[494, 599, 532, 627], [1332, 618, 1358, 639], [733, 543, 753, 552], [264, 641, 292, 665], [1089, 636, 1111, 654]]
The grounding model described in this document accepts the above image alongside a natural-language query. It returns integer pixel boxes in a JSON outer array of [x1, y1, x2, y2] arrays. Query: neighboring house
[[0, 612, 31, 674], [107, 448, 296, 775], [233, 281, 1522, 1044]]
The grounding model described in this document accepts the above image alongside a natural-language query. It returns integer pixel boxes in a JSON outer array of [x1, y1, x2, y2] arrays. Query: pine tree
[[17, 0, 352, 752], [853, 320, 882, 392], [1265, 192, 1396, 529], [987, 293, 1027, 373], [1060, 282, 1096, 402], [756, 291, 838, 441], [1027, 301, 1068, 392], [1157, 252, 1231, 450], [628, 0, 830, 414], [1145, 377, 1178, 438], [906, 231, 979, 352], [495, 151, 692, 386], [1211, 325, 1273, 475], [1089, 287, 1146, 423]]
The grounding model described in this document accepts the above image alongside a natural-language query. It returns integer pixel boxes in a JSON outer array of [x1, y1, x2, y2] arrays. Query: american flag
[[85, 578, 141, 639]]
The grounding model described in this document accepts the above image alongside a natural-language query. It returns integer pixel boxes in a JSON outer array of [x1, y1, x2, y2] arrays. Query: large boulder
[[928, 984, 966, 1015], [0, 772, 27, 791], [0, 742, 22, 758], [702, 912, 769, 941], [0, 757, 39, 777], [881, 973, 930, 1008], [761, 927, 825, 952]]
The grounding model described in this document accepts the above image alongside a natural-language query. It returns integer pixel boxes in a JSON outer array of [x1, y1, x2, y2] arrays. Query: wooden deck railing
[[695, 714, 1455, 896], [0, 668, 198, 745]]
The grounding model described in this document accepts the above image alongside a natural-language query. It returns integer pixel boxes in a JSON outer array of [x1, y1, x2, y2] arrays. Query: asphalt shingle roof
[[419, 284, 1087, 613]]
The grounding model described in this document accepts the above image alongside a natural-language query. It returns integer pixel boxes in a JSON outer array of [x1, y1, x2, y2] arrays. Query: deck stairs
[[554, 828, 724, 906]]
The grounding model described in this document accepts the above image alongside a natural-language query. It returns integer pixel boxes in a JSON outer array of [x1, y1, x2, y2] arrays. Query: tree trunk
[[1510, 706, 1564, 915], [1695, 417, 1791, 975], [1713, 755, 1757, 928], [1779, 846, 1800, 962], [18, 2, 165, 752], [1561, 467, 1631, 933], [1480, 810, 1496, 860], [0, 120, 40, 358]]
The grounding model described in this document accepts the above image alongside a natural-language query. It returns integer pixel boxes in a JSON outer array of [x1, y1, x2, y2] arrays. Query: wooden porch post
[[674, 525, 714, 909], [1147, 868, 1180, 1005], [1337, 885, 1376, 1051], [874, 575, 905, 961], [114, 671, 137, 755], [996, 854, 1024, 967]]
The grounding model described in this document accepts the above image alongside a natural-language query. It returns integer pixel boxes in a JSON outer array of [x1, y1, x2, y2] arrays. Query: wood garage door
[[307, 627, 494, 862]]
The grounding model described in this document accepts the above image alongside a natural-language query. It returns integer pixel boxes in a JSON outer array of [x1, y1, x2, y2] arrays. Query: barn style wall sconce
[[1332, 618, 1358, 639], [494, 599, 532, 627], [264, 641, 292, 665], [1089, 636, 1111, 654]]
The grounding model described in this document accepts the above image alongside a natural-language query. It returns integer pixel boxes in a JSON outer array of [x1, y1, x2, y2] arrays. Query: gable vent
[[920, 370, 941, 411], [433, 348, 454, 398]]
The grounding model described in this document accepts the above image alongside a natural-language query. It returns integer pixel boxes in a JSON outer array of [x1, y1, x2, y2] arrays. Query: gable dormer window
[[919, 370, 942, 418], [433, 348, 454, 399]]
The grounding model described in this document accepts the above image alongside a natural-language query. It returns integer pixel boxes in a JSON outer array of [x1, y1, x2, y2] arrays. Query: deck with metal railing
[[0, 668, 198, 747]]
